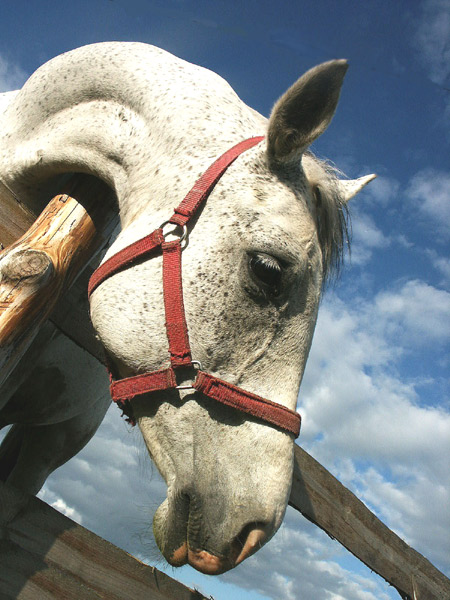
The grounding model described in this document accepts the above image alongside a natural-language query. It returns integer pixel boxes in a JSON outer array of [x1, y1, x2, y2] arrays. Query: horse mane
[[303, 152, 351, 287]]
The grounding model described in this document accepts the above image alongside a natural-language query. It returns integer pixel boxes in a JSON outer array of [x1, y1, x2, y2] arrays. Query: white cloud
[[413, 0, 450, 87], [363, 175, 400, 207], [406, 168, 450, 238], [350, 210, 390, 266], [222, 512, 395, 600], [299, 280, 450, 573], [354, 466, 450, 569], [38, 491, 84, 524], [394, 233, 414, 249], [373, 279, 450, 345], [0, 54, 27, 92], [222, 508, 398, 600], [426, 248, 450, 287]]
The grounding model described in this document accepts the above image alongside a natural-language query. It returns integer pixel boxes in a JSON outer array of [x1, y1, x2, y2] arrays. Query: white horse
[[0, 42, 374, 574]]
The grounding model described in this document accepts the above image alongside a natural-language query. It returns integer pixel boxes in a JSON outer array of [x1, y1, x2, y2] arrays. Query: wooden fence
[[1, 178, 449, 599], [0, 480, 207, 599]]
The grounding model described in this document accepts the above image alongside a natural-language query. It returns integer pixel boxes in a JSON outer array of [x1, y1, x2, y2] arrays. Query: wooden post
[[0, 176, 117, 389], [289, 444, 450, 600]]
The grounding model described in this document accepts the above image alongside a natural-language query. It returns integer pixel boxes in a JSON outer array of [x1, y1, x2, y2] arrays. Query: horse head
[[0, 43, 374, 574]]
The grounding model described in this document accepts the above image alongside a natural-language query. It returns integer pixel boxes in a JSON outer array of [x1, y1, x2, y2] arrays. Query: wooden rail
[[0, 480, 207, 600], [290, 445, 450, 600], [1, 181, 449, 599]]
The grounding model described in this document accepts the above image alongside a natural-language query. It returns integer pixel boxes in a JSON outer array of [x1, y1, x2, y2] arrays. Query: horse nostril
[[232, 522, 267, 566]]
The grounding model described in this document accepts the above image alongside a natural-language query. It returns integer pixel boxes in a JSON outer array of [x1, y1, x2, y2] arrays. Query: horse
[[0, 42, 374, 575]]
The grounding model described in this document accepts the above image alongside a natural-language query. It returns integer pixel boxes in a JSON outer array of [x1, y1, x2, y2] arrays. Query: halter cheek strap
[[88, 137, 301, 438]]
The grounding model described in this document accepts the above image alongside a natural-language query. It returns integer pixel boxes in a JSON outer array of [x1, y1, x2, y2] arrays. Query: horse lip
[[153, 495, 189, 564], [154, 493, 226, 573], [168, 545, 232, 575], [187, 549, 232, 575], [168, 542, 188, 567]]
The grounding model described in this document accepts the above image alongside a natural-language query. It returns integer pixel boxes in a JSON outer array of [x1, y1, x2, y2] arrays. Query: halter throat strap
[[88, 136, 301, 438]]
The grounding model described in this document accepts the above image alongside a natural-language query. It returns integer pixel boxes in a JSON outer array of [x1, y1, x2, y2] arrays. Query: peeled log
[[0, 177, 117, 388], [0, 249, 54, 344]]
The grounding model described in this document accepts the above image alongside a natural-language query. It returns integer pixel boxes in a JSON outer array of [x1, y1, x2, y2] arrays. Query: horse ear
[[267, 59, 348, 164], [338, 174, 377, 203]]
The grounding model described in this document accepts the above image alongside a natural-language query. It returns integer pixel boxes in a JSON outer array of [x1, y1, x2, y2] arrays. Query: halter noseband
[[88, 137, 301, 437]]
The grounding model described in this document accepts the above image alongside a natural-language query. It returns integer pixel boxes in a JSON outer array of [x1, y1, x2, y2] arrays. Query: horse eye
[[313, 185, 322, 206], [249, 253, 283, 294]]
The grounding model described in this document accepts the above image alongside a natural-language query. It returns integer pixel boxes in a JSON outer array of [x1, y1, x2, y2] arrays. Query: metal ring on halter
[[176, 360, 203, 390], [160, 220, 188, 248]]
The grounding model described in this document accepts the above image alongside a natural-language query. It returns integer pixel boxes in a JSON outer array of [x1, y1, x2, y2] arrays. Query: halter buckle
[[176, 360, 203, 390]]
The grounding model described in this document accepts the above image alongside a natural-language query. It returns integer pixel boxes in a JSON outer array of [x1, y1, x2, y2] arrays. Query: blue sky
[[1, 1, 449, 599]]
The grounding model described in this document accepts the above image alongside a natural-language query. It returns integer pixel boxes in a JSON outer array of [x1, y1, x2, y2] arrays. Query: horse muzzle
[[153, 489, 272, 575]]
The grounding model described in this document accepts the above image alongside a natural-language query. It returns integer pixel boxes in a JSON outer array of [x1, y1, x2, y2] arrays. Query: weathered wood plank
[[0, 480, 207, 600], [289, 444, 450, 600]]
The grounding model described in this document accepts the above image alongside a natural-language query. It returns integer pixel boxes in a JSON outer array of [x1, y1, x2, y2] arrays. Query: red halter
[[88, 137, 301, 437]]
